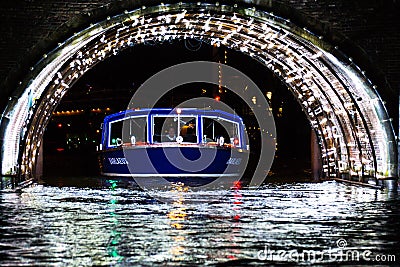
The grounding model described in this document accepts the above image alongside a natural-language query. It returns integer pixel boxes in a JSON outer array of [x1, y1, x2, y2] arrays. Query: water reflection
[[167, 183, 188, 262], [0, 179, 399, 266], [106, 179, 124, 262]]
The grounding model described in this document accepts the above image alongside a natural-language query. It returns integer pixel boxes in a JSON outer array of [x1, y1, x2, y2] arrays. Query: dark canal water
[[0, 177, 399, 266]]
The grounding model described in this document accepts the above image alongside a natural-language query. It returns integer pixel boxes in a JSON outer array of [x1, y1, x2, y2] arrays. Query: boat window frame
[[150, 114, 199, 144], [201, 115, 241, 147], [108, 115, 148, 148]]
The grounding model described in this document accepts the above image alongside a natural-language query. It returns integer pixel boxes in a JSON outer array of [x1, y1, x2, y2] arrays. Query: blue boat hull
[[98, 146, 248, 180]]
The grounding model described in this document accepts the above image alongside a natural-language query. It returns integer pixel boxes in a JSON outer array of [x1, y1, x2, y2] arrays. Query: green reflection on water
[[107, 179, 124, 262]]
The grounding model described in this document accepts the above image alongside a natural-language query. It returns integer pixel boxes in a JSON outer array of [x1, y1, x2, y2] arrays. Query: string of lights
[[0, 2, 396, 181]]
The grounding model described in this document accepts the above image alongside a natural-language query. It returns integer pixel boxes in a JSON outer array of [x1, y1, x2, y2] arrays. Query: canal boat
[[98, 108, 249, 180]]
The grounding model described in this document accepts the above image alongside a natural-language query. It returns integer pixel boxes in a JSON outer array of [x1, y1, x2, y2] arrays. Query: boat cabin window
[[202, 117, 240, 146], [109, 116, 147, 147], [152, 116, 197, 143]]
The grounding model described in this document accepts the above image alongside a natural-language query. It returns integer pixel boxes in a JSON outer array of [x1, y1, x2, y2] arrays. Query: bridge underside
[[0, 3, 397, 185]]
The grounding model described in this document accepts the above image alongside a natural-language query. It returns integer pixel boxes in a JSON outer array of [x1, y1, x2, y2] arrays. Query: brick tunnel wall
[[0, 0, 399, 122]]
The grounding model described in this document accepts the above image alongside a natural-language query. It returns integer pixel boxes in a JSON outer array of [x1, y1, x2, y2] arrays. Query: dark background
[[43, 41, 311, 179], [0, 0, 399, 180]]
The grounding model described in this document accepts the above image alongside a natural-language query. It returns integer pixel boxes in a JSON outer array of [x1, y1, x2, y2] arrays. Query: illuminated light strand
[[23, 14, 364, 176], [1, 3, 394, 179]]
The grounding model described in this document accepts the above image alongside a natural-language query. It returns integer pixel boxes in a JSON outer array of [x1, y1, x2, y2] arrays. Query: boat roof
[[103, 108, 244, 124]]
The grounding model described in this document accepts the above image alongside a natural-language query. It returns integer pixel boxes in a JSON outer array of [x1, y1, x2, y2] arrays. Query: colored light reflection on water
[[0, 178, 399, 266]]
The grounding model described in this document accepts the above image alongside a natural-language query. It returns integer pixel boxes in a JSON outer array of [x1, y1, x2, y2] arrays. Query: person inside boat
[[162, 127, 176, 142], [182, 122, 197, 143]]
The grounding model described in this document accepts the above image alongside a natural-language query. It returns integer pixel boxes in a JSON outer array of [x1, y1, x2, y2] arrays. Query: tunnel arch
[[0, 2, 397, 184]]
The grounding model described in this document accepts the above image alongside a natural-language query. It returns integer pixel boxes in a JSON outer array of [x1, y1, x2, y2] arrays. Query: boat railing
[[116, 142, 241, 149]]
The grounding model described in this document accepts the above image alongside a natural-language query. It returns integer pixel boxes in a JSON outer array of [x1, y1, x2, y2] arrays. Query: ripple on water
[[0, 180, 399, 266]]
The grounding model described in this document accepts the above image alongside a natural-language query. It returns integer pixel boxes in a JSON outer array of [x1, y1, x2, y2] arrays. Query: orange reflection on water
[[166, 182, 189, 260]]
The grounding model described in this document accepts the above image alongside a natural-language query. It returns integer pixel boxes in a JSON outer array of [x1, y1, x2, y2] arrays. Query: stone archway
[[0, 3, 397, 185]]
